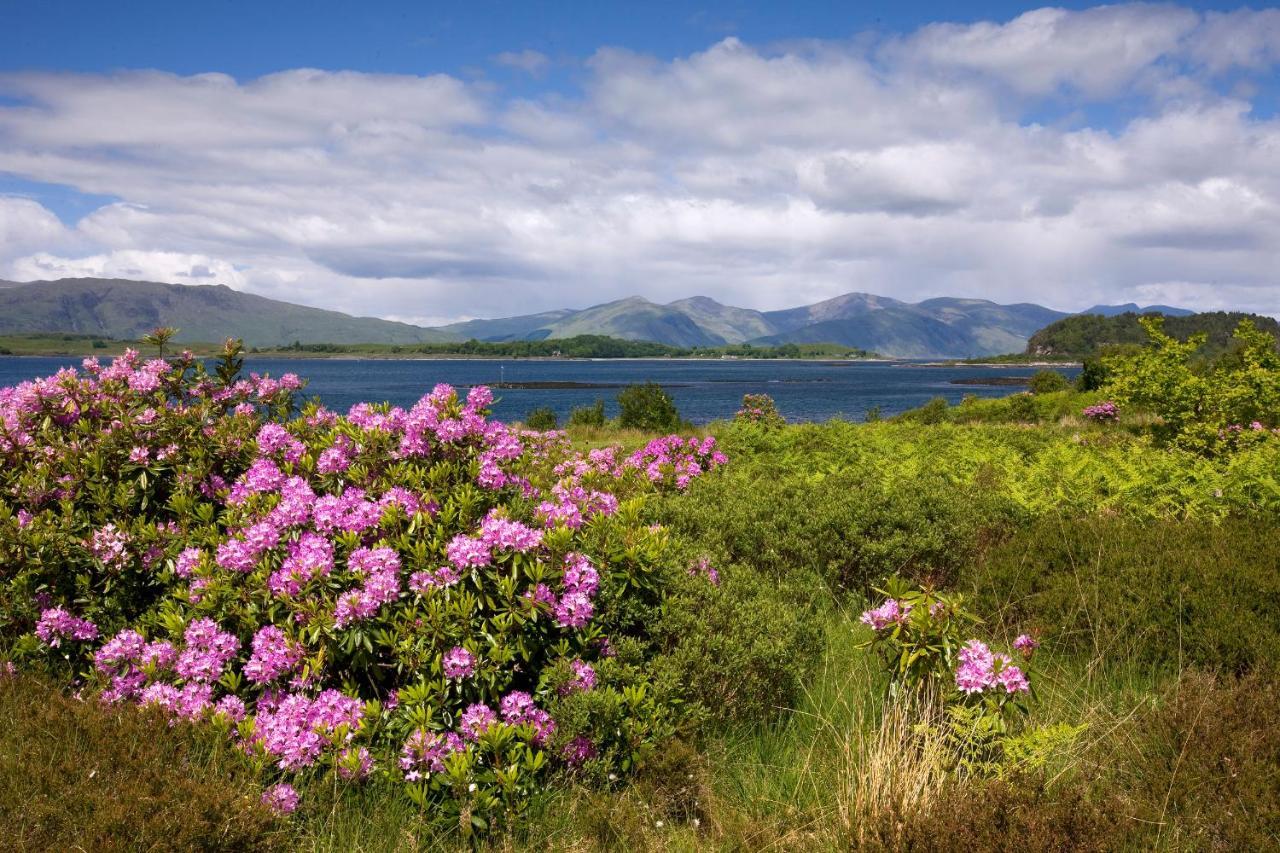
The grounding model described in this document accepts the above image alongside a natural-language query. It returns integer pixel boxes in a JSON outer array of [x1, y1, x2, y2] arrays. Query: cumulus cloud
[[0, 4, 1278, 321]]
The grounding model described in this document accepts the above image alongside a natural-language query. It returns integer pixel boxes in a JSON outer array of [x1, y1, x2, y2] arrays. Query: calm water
[[0, 356, 1077, 424]]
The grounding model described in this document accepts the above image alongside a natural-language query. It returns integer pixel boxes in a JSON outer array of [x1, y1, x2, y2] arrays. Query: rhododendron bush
[[0, 347, 726, 831]]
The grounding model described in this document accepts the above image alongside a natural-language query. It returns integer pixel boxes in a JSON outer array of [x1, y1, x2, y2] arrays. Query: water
[[0, 356, 1078, 424]]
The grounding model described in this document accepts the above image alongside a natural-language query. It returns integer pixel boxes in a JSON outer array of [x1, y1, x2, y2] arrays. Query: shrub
[[734, 394, 785, 429], [524, 406, 558, 431], [1, 355, 730, 833], [617, 383, 682, 432], [967, 515, 1280, 674], [567, 399, 606, 428], [1104, 316, 1280, 452], [899, 396, 949, 425], [1028, 369, 1069, 394], [0, 674, 282, 851], [652, 562, 825, 722]]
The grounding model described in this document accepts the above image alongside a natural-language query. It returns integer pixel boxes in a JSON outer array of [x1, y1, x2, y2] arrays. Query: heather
[[3, 325, 1279, 849]]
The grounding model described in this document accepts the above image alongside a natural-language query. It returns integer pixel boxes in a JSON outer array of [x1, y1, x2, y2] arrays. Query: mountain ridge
[[0, 276, 1205, 358]]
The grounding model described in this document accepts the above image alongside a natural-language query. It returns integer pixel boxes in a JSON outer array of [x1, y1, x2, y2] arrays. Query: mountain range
[[0, 277, 1196, 358]]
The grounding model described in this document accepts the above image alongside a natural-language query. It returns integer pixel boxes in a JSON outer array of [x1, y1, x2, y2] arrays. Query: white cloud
[[1, 5, 1278, 321], [493, 50, 551, 76]]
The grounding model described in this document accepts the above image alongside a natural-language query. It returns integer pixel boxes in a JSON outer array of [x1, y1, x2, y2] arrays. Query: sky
[[1, 1, 1279, 324]]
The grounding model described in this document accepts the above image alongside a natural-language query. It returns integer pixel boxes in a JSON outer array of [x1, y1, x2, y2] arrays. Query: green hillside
[[1026, 311, 1280, 358], [0, 278, 454, 347]]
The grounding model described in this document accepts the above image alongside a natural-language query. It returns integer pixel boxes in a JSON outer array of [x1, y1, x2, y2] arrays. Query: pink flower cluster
[[955, 639, 1030, 695], [89, 523, 131, 571], [247, 689, 365, 770], [625, 435, 727, 490], [243, 626, 303, 684], [500, 690, 556, 745], [1082, 401, 1119, 422], [35, 607, 99, 647], [860, 598, 911, 631], [400, 729, 464, 780], [442, 646, 476, 679]]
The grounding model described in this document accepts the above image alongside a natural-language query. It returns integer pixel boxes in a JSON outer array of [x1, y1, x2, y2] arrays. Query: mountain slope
[[539, 297, 727, 348], [666, 296, 777, 343], [0, 279, 454, 347], [1027, 311, 1280, 358], [762, 292, 906, 332], [437, 309, 574, 342]]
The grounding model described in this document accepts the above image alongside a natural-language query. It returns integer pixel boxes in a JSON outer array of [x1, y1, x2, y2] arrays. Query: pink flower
[[35, 607, 99, 647], [442, 646, 476, 679], [860, 599, 910, 631], [459, 703, 498, 741], [1013, 634, 1039, 657], [561, 659, 596, 694], [262, 782, 299, 815], [997, 665, 1031, 694]]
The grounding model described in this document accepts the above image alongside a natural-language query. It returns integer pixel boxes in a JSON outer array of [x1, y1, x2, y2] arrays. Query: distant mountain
[[1082, 302, 1194, 317], [536, 296, 725, 348], [0, 276, 1235, 358], [1026, 311, 1280, 358], [0, 278, 454, 347], [438, 309, 575, 342]]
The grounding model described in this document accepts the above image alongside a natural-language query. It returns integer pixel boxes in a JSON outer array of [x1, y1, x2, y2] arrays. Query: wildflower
[[561, 659, 596, 694], [400, 729, 463, 777], [563, 736, 597, 767], [243, 626, 303, 684], [860, 599, 910, 631], [1013, 634, 1039, 657], [262, 782, 300, 815], [442, 646, 476, 679], [35, 607, 99, 647], [554, 590, 594, 629], [459, 703, 498, 741], [997, 665, 1031, 694]]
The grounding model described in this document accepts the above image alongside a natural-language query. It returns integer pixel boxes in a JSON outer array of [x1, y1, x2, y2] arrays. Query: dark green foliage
[[1027, 369, 1068, 394], [1027, 310, 1280, 359], [524, 406, 558, 431], [567, 399, 607, 428], [0, 676, 282, 851], [967, 515, 1280, 673], [1076, 356, 1108, 391], [653, 566, 826, 722], [617, 383, 682, 431], [898, 396, 949, 425]]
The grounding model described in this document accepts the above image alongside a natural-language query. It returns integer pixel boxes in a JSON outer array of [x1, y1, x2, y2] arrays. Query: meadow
[[1, 321, 1277, 851]]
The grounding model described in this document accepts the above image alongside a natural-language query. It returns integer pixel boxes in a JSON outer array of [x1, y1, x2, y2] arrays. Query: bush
[[567, 399, 606, 428], [617, 383, 682, 432], [899, 396, 949, 425], [967, 515, 1280, 673], [652, 563, 825, 722], [734, 394, 785, 429], [524, 406, 558, 431], [0, 675, 282, 851], [1028, 369, 1069, 394], [0, 355, 730, 832]]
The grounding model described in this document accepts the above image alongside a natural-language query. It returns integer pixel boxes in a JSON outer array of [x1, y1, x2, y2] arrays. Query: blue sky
[[1, 2, 1278, 320]]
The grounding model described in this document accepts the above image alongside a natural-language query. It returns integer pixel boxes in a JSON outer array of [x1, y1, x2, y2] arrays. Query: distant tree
[[567, 399, 607, 428], [617, 383, 682, 431], [525, 407, 558, 431], [1028, 370, 1069, 394]]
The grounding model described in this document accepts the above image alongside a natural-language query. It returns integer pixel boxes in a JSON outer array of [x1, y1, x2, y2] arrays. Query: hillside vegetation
[[1026, 310, 1280, 358], [1, 318, 1278, 850]]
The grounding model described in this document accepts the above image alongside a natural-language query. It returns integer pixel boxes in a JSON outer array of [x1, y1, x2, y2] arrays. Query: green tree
[[524, 406, 558, 431], [1028, 370, 1069, 394], [617, 382, 683, 431]]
